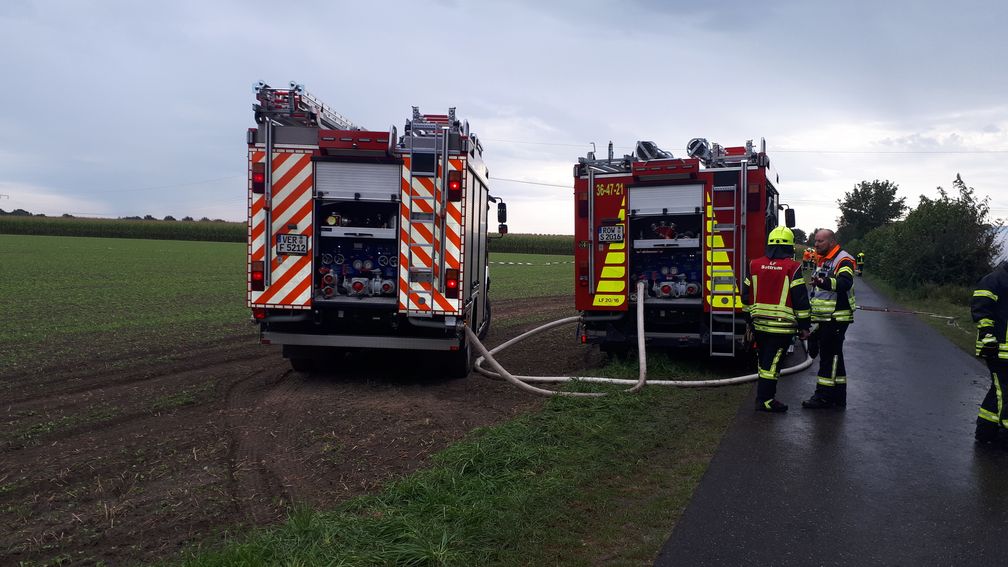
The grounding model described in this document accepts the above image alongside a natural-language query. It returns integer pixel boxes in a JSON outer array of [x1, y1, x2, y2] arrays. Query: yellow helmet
[[767, 226, 794, 246]]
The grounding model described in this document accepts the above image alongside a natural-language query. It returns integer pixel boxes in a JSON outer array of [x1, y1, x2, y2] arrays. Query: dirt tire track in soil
[[0, 296, 599, 565]]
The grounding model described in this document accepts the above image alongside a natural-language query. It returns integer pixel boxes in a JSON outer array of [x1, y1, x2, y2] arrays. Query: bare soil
[[0, 296, 600, 565]]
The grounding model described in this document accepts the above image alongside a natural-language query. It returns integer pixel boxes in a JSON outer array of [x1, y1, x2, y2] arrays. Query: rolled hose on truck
[[463, 281, 814, 398]]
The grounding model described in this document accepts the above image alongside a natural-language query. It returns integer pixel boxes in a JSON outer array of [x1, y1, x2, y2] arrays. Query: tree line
[[805, 176, 1002, 289]]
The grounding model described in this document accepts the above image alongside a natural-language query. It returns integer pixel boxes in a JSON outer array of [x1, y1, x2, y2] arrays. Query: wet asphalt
[[655, 278, 1008, 566]]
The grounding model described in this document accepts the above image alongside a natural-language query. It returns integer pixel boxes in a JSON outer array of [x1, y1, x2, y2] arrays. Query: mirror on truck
[[497, 202, 507, 224], [785, 208, 795, 228], [499, 223, 508, 235]]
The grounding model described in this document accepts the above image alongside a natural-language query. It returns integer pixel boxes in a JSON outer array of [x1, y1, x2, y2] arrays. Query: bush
[[864, 175, 1001, 287]]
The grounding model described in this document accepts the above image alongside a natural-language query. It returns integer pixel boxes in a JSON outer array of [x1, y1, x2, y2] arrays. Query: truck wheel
[[600, 343, 630, 359], [289, 357, 315, 373], [445, 341, 473, 379]]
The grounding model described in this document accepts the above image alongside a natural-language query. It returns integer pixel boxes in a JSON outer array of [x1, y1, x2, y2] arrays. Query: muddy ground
[[0, 297, 604, 565]]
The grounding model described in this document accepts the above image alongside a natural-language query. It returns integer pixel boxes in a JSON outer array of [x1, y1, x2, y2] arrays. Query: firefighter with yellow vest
[[803, 229, 857, 409], [970, 262, 1008, 443], [741, 226, 811, 412]]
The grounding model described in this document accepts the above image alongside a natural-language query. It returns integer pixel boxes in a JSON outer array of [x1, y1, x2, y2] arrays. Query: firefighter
[[742, 226, 811, 412], [856, 251, 865, 276], [970, 262, 1008, 443], [803, 229, 857, 409], [802, 247, 816, 270]]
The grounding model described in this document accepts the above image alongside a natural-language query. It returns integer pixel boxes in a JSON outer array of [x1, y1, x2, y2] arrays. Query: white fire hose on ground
[[463, 281, 814, 397]]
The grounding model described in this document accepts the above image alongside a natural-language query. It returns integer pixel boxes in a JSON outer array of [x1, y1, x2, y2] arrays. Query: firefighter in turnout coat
[[803, 229, 857, 409], [742, 226, 811, 412], [970, 262, 1008, 443]]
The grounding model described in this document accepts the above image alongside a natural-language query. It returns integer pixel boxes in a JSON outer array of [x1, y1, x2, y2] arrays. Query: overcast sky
[[2, 0, 1006, 235]]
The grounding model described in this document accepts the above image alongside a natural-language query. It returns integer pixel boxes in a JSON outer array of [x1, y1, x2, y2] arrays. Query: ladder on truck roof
[[253, 81, 362, 130], [708, 166, 747, 357]]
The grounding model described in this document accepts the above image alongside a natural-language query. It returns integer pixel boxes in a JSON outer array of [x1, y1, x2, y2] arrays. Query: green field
[[490, 253, 574, 299], [0, 215, 245, 242], [0, 235, 572, 368], [0, 235, 247, 367]]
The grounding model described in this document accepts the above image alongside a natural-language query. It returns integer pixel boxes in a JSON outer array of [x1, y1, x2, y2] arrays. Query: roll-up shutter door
[[628, 184, 702, 215], [316, 162, 400, 201]]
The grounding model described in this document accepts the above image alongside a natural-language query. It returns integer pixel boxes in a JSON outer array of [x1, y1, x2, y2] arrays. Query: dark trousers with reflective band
[[755, 331, 792, 403], [814, 321, 849, 404], [978, 358, 1008, 432]]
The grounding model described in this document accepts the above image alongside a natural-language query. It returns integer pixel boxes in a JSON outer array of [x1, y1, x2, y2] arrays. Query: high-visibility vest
[[811, 247, 857, 322], [744, 257, 810, 334]]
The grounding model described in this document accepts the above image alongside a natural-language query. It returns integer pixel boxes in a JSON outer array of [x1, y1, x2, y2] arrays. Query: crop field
[[0, 233, 751, 566], [0, 215, 246, 242]]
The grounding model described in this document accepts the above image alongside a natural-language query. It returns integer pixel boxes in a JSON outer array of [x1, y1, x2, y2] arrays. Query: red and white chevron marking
[[248, 149, 314, 309], [397, 156, 461, 314]]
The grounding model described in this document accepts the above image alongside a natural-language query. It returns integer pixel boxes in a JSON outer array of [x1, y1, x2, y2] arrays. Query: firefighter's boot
[[801, 394, 834, 409], [756, 399, 788, 413]]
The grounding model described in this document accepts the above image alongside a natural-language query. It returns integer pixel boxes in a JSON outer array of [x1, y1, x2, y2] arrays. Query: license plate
[[597, 224, 624, 243], [276, 233, 307, 255]]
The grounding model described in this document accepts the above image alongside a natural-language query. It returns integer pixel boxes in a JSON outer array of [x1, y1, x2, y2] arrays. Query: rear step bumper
[[261, 331, 459, 351]]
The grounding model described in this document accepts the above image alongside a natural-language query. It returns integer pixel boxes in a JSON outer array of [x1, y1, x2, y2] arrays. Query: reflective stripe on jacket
[[742, 256, 811, 334], [971, 262, 1008, 359], [810, 246, 857, 322]]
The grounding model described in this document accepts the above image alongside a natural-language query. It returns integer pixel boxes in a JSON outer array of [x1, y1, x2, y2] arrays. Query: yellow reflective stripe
[[829, 277, 838, 289], [831, 355, 839, 380], [790, 278, 806, 289], [817, 376, 835, 386], [744, 277, 751, 287], [752, 274, 758, 305], [600, 266, 625, 279], [979, 408, 999, 423], [778, 275, 790, 306], [834, 375, 847, 384], [770, 348, 783, 376], [596, 280, 626, 293], [604, 252, 625, 264], [750, 305, 796, 316], [836, 266, 854, 276], [794, 309, 810, 318], [974, 289, 999, 301], [996, 372, 1003, 419], [754, 326, 797, 334], [758, 368, 777, 379], [978, 319, 995, 328]]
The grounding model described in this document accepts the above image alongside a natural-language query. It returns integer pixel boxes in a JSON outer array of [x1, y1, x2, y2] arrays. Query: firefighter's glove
[[814, 276, 832, 290], [980, 333, 999, 359]]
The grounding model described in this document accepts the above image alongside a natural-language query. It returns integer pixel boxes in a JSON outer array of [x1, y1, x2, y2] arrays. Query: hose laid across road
[[464, 281, 814, 397]]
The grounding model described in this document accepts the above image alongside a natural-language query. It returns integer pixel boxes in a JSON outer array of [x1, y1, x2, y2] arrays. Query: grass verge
[[862, 274, 975, 354]]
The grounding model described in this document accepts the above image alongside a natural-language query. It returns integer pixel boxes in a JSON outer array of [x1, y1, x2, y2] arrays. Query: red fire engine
[[573, 138, 795, 357], [247, 82, 505, 374]]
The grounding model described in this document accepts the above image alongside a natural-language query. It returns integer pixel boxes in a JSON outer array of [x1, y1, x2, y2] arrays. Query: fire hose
[[463, 281, 814, 397], [856, 304, 970, 334]]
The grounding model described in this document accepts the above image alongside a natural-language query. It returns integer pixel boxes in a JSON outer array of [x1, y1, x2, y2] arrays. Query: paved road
[[656, 278, 1008, 566]]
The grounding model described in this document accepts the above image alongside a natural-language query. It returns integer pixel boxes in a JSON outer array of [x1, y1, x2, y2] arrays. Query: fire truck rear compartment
[[314, 200, 399, 303]]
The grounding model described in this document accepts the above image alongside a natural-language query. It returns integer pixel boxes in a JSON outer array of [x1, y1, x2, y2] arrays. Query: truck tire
[[478, 299, 491, 341], [445, 341, 473, 379], [289, 357, 315, 373], [600, 342, 631, 359]]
